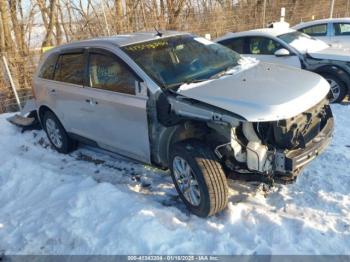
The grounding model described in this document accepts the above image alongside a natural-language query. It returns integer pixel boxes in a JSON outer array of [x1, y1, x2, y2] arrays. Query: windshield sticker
[[124, 40, 169, 52], [194, 37, 214, 46]]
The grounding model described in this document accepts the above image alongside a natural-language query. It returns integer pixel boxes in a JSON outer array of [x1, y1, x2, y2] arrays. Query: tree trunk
[[9, 0, 27, 88], [166, 0, 186, 30], [0, 7, 5, 52], [42, 0, 57, 48], [0, 0, 14, 51], [36, 0, 49, 29], [114, 0, 123, 32], [9, 0, 25, 52]]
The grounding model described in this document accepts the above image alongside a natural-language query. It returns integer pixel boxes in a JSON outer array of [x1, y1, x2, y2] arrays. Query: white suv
[[33, 31, 333, 217]]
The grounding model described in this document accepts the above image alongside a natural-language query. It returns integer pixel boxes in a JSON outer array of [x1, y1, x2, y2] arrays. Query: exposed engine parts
[[158, 91, 332, 184], [214, 98, 333, 178]]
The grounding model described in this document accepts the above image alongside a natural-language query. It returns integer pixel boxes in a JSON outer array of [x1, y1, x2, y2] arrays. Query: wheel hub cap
[[46, 118, 63, 148], [173, 156, 201, 206], [327, 78, 340, 102]]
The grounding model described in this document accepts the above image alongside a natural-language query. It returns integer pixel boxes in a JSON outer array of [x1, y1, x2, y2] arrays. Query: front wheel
[[322, 73, 347, 103], [169, 140, 228, 217]]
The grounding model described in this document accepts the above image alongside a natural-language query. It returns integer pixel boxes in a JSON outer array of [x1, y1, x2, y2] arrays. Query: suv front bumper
[[275, 114, 334, 182]]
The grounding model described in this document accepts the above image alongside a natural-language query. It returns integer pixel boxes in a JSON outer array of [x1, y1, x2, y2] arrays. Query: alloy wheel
[[326, 78, 341, 103], [45, 118, 63, 148], [172, 156, 201, 206]]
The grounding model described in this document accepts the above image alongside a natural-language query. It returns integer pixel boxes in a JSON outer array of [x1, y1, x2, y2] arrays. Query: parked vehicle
[[32, 31, 333, 217], [293, 18, 350, 47], [215, 26, 350, 103]]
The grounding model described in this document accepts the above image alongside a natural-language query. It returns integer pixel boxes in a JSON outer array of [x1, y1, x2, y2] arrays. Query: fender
[[314, 65, 350, 94]]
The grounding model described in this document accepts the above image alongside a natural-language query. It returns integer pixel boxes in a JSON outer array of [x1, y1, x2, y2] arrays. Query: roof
[[215, 27, 295, 42], [293, 17, 350, 29], [47, 31, 190, 53], [250, 27, 295, 37], [88, 31, 188, 46]]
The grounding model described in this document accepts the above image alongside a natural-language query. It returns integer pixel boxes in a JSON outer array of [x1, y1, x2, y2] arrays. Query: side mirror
[[274, 48, 290, 57]]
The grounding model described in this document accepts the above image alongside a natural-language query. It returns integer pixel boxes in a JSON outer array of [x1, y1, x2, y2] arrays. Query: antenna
[[154, 27, 163, 37]]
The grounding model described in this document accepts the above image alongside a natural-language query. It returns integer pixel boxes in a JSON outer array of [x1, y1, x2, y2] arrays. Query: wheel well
[[315, 65, 350, 90], [38, 106, 60, 128], [155, 121, 229, 168], [38, 105, 53, 122]]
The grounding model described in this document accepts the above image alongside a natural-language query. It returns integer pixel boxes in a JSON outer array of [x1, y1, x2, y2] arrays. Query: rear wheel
[[322, 73, 347, 103], [169, 140, 228, 217], [43, 111, 76, 154]]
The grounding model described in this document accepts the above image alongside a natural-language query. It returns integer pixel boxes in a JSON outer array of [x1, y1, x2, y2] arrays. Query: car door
[[78, 48, 151, 163], [331, 22, 350, 47], [47, 49, 89, 133], [244, 36, 301, 68]]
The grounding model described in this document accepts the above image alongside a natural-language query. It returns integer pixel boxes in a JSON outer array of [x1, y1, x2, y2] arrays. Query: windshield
[[122, 35, 240, 88], [278, 31, 329, 53]]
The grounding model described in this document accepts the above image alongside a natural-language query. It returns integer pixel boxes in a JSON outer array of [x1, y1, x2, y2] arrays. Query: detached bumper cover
[[281, 116, 334, 174]]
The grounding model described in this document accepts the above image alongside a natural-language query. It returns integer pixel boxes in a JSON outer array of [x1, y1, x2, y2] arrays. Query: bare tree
[[41, 0, 58, 47], [0, 0, 14, 51], [114, 0, 123, 32], [166, 0, 186, 29]]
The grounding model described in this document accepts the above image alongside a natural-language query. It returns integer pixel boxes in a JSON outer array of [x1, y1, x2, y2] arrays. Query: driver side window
[[88, 52, 137, 95], [247, 37, 282, 55]]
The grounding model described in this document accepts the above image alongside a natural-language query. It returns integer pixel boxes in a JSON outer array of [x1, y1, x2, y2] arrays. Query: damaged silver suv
[[33, 31, 334, 217]]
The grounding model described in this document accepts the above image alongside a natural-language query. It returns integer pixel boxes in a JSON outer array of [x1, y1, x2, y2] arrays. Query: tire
[[169, 140, 228, 217], [42, 111, 76, 154], [321, 73, 347, 103]]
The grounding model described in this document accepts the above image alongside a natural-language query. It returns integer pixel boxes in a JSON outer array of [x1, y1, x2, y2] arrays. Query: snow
[[0, 105, 349, 255]]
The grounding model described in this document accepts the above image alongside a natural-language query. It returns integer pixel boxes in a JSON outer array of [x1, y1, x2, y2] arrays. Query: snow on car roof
[[293, 17, 350, 29]]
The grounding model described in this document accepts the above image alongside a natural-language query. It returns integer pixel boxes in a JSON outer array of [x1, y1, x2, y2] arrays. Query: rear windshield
[[122, 35, 240, 88]]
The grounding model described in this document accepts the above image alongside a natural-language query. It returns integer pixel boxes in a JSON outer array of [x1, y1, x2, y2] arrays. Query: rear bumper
[[275, 113, 334, 181]]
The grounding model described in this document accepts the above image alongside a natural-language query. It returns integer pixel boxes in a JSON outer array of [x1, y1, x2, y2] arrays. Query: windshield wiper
[[209, 65, 237, 79], [166, 65, 238, 90], [166, 78, 209, 89]]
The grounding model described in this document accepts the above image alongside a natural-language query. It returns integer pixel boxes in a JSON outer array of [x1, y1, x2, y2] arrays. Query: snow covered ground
[[0, 105, 349, 255]]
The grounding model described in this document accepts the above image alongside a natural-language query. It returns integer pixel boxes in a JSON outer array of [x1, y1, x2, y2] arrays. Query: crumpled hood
[[177, 62, 330, 122], [308, 46, 350, 62]]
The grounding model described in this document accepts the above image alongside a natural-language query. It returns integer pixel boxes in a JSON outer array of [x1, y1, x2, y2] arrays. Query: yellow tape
[[42, 46, 54, 53], [125, 41, 168, 52]]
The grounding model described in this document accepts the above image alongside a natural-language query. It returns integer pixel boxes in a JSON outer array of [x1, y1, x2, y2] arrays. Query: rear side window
[[300, 24, 327, 36], [88, 53, 137, 95], [333, 23, 350, 35], [38, 53, 58, 80], [53, 53, 85, 85], [218, 38, 245, 53]]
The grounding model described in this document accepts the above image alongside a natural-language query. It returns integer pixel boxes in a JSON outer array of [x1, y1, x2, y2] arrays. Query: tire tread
[[171, 140, 228, 217]]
